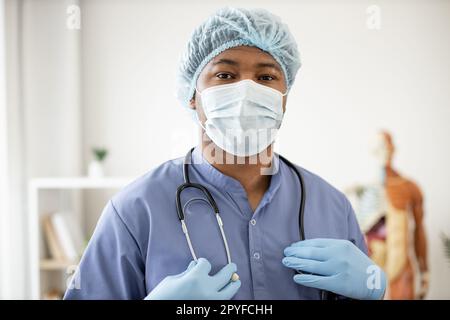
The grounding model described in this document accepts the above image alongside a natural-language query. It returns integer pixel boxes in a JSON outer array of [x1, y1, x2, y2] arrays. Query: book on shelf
[[42, 212, 82, 263]]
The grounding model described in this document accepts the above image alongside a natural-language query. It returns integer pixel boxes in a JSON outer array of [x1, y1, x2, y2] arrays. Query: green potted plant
[[88, 147, 108, 178]]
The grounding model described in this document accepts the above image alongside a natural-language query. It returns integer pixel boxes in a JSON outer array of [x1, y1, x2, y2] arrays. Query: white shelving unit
[[28, 177, 134, 299]]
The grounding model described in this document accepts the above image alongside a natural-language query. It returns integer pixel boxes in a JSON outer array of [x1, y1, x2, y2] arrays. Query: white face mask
[[196, 79, 286, 157]]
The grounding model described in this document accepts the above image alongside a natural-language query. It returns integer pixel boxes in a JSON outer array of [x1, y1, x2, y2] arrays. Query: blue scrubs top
[[64, 147, 367, 300]]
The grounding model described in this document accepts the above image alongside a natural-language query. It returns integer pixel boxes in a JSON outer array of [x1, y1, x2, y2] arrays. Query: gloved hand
[[145, 258, 241, 300], [282, 238, 386, 300]]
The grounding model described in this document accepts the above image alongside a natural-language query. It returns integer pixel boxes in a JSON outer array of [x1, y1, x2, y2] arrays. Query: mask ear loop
[[195, 113, 207, 131], [277, 87, 288, 125], [193, 87, 208, 131]]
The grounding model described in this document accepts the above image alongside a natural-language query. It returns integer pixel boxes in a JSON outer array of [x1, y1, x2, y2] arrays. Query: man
[[64, 7, 386, 300]]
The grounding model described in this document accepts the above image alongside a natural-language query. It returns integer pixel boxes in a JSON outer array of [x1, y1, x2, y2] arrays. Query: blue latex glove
[[145, 258, 241, 300], [282, 238, 386, 300]]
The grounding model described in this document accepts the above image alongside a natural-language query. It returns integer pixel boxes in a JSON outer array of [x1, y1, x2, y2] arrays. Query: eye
[[216, 72, 234, 80], [259, 74, 275, 81]]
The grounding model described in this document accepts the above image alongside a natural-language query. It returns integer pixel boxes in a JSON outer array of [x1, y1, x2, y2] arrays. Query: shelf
[[28, 176, 137, 299], [40, 259, 78, 271], [29, 176, 135, 189]]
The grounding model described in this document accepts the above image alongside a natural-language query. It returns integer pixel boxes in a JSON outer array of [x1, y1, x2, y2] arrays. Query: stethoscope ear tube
[[277, 154, 306, 241], [177, 148, 238, 281], [274, 155, 336, 300], [176, 182, 219, 220], [180, 219, 198, 261]]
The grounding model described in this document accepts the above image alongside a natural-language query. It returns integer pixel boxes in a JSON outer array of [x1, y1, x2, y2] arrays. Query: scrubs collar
[[190, 146, 282, 205]]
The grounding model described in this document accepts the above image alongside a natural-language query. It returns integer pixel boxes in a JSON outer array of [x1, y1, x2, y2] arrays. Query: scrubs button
[[253, 252, 260, 260], [250, 219, 256, 226]]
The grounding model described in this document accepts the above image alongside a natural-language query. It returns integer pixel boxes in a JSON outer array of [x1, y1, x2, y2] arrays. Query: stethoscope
[[175, 147, 336, 300]]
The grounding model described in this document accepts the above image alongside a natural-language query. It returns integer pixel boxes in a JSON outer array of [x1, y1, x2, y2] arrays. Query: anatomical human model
[[347, 131, 428, 299]]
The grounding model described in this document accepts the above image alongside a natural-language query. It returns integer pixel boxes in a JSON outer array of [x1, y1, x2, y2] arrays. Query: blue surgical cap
[[176, 7, 301, 108]]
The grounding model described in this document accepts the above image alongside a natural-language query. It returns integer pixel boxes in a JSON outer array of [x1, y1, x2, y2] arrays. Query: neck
[[199, 142, 272, 195], [379, 163, 399, 184], [385, 165, 399, 178]]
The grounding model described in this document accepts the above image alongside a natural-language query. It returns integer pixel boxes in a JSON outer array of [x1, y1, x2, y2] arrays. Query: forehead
[[208, 46, 282, 71]]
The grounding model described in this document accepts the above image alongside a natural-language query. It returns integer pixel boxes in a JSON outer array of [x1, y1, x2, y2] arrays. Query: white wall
[[21, 0, 82, 178], [79, 0, 450, 298], [1, 0, 28, 299], [20, 0, 83, 299], [0, 0, 10, 299], [1, 0, 83, 298]]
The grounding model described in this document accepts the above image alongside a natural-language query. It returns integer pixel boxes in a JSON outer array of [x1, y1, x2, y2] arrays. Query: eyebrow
[[211, 58, 282, 73], [212, 58, 239, 66], [255, 62, 282, 73]]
